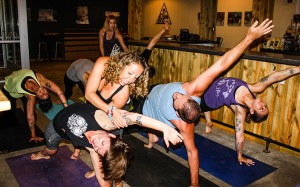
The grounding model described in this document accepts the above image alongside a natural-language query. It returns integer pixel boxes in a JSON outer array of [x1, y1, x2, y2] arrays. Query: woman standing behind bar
[[99, 15, 128, 57]]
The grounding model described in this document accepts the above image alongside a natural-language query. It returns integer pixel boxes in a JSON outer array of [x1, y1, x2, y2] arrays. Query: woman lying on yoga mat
[[201, 65, 300, 166], [1, 69, 68, 143], [31, 102, 183, 187]]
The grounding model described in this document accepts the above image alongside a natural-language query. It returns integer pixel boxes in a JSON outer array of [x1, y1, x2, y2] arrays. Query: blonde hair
[[102, 51, 149, 98], [103, 15, 118, 31]]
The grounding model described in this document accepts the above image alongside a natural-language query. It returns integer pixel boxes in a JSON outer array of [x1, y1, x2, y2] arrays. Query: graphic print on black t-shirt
[[67, 114, 88, 138], [110, 44, 121, 57]]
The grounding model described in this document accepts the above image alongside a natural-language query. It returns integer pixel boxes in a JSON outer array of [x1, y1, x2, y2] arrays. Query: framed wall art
[[216, 12, 225, 26], [105, 11, 120, 17], [244, 11, 252, 26], [38, 9, 57, 22], [228, 12, 242, 26], [76, 6, 89, 24]]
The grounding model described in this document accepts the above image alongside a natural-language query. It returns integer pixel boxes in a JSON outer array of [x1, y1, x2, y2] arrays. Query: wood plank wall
[[129, 45, 300, 149], [63, 30, 100, 61]]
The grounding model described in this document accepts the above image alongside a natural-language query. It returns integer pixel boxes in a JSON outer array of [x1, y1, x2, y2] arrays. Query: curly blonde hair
[[102, 51, 149, 98]]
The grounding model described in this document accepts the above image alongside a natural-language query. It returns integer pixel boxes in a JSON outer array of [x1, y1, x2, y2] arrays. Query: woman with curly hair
[[70, 51, 149, 162]]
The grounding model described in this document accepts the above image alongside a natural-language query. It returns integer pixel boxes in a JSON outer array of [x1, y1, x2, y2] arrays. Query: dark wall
[[26, 0, 128, 59]]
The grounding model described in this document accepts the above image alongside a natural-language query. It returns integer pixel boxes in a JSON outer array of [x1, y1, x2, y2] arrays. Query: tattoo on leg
[[289, 69, 295, 75]]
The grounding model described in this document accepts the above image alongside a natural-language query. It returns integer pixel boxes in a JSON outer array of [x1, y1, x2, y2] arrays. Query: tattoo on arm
[[236, 141, 244, 155], [260, 75, 269, 83], [289, 69, 295, 75], [136, 116, 143, 126], [103, 123, 115, 130], [122, 113, 133, 126], [235, 118, 241, 132], [45, 82, 51, 88]]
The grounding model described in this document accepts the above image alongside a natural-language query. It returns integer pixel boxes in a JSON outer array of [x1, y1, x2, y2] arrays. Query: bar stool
[[54, 42, 64, 61], [37, 42, 49, 61], [216, 37, 223, 47]]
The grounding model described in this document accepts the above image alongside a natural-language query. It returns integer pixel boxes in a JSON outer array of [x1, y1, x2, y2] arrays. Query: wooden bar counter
[[128, 40, 300, 151]]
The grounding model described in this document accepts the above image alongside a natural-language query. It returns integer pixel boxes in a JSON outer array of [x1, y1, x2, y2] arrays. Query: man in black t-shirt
[[31, 102, 183, 186]]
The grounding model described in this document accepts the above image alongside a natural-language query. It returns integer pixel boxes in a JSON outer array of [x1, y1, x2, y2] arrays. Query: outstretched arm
[[233, 106, 255, 166], [25, 94, 44, 142], [36, 73, 68, 107], [95, 110, 183, 147], [185, 19, 274, 97], [146, 22, 170, 50], [250, 65, 300, 93]]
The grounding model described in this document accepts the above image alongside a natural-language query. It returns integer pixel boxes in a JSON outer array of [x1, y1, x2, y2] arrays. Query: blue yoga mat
[[36, 100, 74, 120], [140, 132, 277, 187], [6, 145, 98, 187]]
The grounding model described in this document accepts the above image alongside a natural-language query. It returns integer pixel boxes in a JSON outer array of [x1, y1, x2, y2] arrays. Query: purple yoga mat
[[6, 145, 99, 187]]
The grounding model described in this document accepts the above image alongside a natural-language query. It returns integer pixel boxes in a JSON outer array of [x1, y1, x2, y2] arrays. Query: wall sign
[[156, 3, 171, 24]]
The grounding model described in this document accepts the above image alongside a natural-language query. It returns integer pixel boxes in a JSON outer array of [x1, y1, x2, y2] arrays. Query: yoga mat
[[140, 131, 277, 187], [123, 134, 218, 187], [6, 145, 98, 187], [0, 109, 45, 153], [36, 100, 74, 120]]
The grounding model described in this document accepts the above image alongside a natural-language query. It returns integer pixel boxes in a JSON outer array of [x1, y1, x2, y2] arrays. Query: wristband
[[107, 105, 116, 121]]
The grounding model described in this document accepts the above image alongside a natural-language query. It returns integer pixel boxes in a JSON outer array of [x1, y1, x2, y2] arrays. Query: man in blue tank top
[[141, 19, 274, 187]]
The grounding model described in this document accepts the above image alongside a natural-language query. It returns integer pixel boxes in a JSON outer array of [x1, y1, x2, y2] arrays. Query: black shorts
[[200, 96, 213, 113]]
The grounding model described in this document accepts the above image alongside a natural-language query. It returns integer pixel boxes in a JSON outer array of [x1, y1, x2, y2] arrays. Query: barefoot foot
[[31, 151, 50, 160], [85, 170, 95, 178], [144, 134, 159, 149], [70, 154, 79, 160], [205, 122, 213, 134]]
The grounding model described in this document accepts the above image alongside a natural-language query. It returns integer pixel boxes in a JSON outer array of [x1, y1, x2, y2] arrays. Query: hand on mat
[[29, 136, 44, 143], [163, 128, 183, 147], [239, 157, 255, 166], [112, 109, 128, 129]]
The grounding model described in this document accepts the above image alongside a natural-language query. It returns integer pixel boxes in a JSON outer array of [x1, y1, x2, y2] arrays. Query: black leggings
[[64, 74, 85, 100]]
